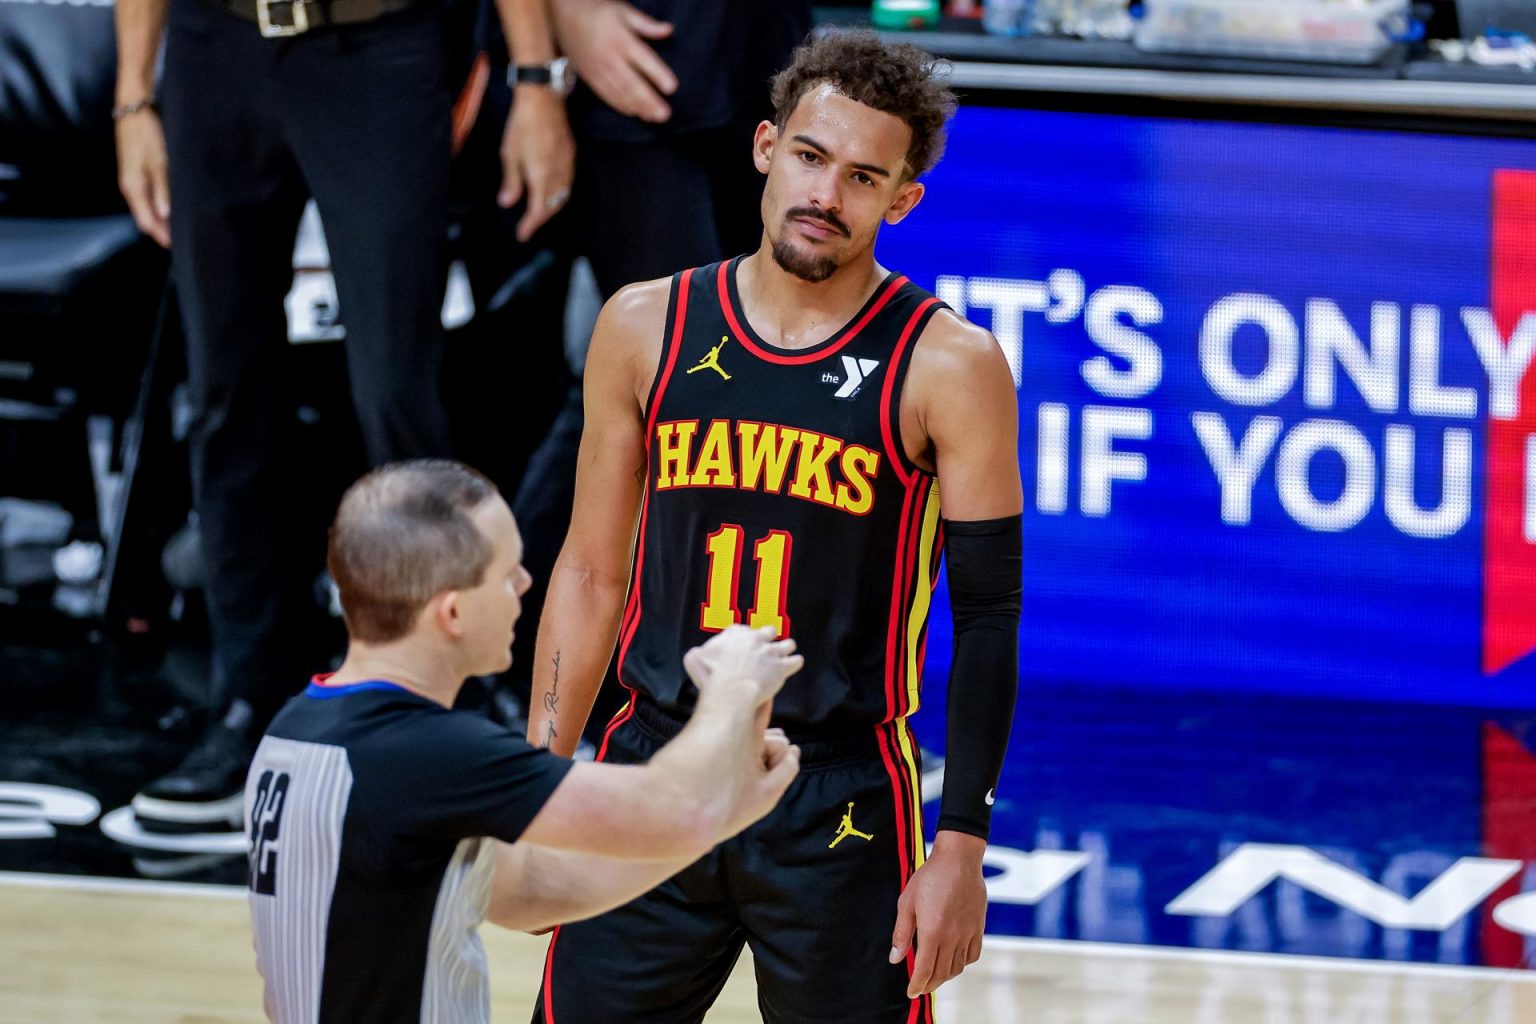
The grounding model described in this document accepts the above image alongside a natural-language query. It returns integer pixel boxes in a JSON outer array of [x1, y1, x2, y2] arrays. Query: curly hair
[[770, 30, 957, 180]]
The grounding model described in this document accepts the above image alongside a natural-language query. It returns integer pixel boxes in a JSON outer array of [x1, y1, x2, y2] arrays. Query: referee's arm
[[490, 628, 802, 929], [488, 729, 797, 932]]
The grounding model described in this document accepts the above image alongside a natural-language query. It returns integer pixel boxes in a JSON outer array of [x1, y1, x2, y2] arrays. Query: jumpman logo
[[828, 802, 875, 849], [686, 336, 732, 381]]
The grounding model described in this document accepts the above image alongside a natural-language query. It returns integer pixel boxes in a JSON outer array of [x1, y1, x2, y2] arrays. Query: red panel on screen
[[1483, 170, 1536, 676]]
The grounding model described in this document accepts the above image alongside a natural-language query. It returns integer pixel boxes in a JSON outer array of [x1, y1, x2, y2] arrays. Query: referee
[[245, 460, 802, 1022], [113, 0, 577, 831]]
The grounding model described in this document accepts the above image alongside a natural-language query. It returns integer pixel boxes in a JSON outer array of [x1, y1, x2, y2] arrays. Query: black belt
[[216, 0, 413, 37]]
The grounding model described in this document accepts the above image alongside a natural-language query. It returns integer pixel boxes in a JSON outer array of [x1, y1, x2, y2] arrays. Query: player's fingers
[[966, 934, 983, 965], [778, 653, 805, 677], [768, 637, 798, 655], [946, 943, 969, 987], [889, 894, 915, 965], [905, 931, 937, 1000]]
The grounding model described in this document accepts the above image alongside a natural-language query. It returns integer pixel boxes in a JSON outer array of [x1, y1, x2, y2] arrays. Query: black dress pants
[[161, 0, 455, 719]]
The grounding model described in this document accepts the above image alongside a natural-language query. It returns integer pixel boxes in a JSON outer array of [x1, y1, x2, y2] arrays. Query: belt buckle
[[257, 0, 309, 37]]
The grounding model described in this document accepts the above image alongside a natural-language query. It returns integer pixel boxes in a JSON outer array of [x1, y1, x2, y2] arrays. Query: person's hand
[[499, 87, 576, 243], [889, 830, 987, 999], [723, 727, 799, 836], [683, 625, 803, 706], [552, 0, 676, 123], [115, 108, 171, 247]]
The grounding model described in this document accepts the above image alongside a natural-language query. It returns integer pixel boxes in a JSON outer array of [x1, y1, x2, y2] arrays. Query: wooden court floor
[[5, 872, 1536, 1023]]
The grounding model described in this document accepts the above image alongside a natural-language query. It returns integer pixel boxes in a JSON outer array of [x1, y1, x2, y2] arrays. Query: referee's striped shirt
[[245, 676, 572, 1023]]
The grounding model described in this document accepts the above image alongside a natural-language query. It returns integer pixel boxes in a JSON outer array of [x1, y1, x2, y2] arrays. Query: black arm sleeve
[[936, 514, 1022, 840]]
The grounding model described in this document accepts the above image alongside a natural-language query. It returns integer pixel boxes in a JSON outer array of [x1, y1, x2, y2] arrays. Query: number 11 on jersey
[[700, 524, 793, 636]]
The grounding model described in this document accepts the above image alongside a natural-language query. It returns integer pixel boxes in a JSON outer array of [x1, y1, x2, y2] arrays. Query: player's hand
[[683, 626, 803, 706], [889, 830, 987, 999], [498, 87, 575, 243], [551, 0, 676, 123], [723, 728, 799, 837], [115, 107, 171, 247]]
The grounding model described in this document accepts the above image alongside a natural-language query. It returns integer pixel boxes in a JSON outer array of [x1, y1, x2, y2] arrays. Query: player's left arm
[[890, 310, 1023, 999]]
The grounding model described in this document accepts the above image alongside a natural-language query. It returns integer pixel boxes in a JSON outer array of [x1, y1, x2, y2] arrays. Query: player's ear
[[884, 179, 924, 226], [753, 120, 777, 175]]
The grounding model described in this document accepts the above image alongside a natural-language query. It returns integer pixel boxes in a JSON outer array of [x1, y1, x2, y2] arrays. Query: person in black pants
[[112, 0, 573, 831], [505, 0, 813, 740]]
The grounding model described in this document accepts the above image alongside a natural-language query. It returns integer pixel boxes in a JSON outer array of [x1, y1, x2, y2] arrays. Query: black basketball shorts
[[531, 696, 936, 1024]]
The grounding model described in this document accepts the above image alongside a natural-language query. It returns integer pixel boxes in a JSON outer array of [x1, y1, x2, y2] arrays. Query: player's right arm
[[526, 279, 669, 756]]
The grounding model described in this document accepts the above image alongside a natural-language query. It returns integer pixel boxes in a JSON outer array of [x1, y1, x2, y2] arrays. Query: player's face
[[754, 85, 925, 283], [460, 496, 533, 675]]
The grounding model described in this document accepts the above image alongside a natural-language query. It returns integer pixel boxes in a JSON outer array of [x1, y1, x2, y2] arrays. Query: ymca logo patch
[[822, 356, 881, 400]]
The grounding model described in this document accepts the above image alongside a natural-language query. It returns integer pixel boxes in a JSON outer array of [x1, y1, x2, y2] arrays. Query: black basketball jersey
[[616, 257, 949, 732]]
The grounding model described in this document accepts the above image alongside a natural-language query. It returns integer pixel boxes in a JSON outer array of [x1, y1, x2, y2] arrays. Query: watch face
[[550, 57, 575, 97]]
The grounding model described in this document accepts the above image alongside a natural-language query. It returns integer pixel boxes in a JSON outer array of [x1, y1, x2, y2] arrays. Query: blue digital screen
[[875, 106, 1536, 969], [878, 106, 1536, 711]]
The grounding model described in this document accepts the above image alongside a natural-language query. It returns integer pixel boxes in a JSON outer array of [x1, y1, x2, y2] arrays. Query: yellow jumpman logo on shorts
[[686, 336, 732, 380], [829, 802, 875, 849]]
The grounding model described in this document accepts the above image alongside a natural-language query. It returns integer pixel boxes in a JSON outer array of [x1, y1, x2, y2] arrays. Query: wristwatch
[[509, 57, 575, 98]]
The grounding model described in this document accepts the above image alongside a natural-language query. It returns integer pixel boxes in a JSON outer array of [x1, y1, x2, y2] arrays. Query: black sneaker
[[131, 713, 252, 834]]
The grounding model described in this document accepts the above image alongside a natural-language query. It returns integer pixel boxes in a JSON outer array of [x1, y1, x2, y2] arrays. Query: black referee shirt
[[245, 677, 573, 1023]]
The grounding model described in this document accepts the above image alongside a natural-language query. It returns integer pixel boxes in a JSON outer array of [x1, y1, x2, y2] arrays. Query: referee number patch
[[248, 770, 291, 896]]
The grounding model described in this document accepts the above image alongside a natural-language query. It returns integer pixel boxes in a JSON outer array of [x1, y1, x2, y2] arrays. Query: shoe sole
[[131, 793, 244, 829]]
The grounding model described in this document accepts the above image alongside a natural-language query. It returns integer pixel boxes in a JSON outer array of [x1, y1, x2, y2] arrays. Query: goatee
[[771, 237, 838, 283]]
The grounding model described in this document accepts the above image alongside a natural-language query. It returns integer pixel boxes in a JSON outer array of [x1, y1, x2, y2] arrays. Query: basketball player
[[245, 459, 804, 1022], [527, 32, 1022, 1023]]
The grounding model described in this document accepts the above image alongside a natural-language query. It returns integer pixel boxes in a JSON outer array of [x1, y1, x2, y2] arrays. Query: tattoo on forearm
[[538, 652, 562, 748], [543, 650, 561, 715]]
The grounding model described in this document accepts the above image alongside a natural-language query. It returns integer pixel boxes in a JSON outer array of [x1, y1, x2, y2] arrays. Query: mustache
[[785, 206, 850, 238]]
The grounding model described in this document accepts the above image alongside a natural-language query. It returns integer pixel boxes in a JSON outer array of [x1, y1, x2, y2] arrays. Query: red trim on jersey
[[716, 261, 909, 366], [877, 724, 914, 882], [909, 521, 945, 712], [883, 477, 920, 721], [900, 477, 934, 717], [617, 270, 693, 683], [541, 928, 560, 1022], [879, 298, 942, 488], [886, 476, 931, 719], [593, 699, 636, 765], [876, 722, 932, 1023]]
